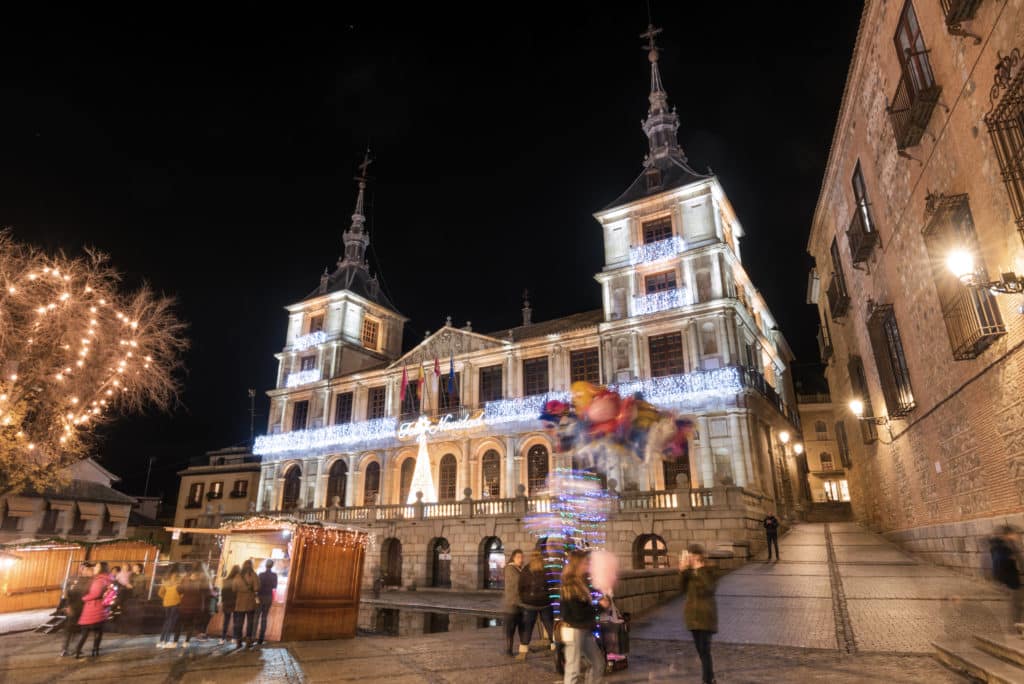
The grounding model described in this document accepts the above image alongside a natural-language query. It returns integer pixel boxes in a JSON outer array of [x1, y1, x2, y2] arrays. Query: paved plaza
[[0, 522, 1004, 681]]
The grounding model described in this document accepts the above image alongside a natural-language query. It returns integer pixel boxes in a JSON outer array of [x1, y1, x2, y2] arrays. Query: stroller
[[554, 597, 631, 674]]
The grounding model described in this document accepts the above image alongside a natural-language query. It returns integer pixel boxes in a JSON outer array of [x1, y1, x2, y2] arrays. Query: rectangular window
[[367, 386, 386, 420], [847, 356, 877, 443], [570, 348, 600, 384], [478, 365, 503, 403], [642, 216, 673, 244], [438, 372, 461, 411], [648, 332, 685, 378], [180, 518, 197, 546], [300, 355, 316, 371], [835, 421, 852, 469], [361, 317, 380, 350], [291, 400, 310, 431], [334, 392, 354, 424], [522, 357, 549, 396], [231, 480, 248, 498], [186, 482, 204, 508], [922, 194, 1005, 359], [826, 237, 850, 319], [847, 161, 880, 264], [208, 481, 223, 499], [308, 314, 325, 333], [39, 506, 59, 533], [401, 379, 420, 417], [986, 61, 1024, 230], [867, 304, 916, 417], [0, 510, 19, 531], [819, 453, 835, 470], [889, 0, 941, 150], [645, 271, 677, 294]]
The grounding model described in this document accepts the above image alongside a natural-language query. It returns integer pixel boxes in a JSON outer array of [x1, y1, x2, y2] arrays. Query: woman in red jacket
[[75, 561, 112, 658]]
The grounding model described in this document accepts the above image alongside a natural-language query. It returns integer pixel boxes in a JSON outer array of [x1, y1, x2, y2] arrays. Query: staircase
[[934, 632, 1024, 682], [33, 613, 65, 634], [804, 502, 853, 523]]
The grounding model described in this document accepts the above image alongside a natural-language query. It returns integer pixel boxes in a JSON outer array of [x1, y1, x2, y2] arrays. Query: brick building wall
[[807, 0, 1024, 575]]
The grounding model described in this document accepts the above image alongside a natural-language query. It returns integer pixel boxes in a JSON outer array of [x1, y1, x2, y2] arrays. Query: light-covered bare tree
[[0, 230, 188, 494]]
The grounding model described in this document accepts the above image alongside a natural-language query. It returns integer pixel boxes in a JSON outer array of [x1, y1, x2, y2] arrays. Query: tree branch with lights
[[0, 230, 188, 494]]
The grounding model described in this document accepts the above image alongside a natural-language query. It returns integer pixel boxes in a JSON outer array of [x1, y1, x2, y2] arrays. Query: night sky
[[0, 3, 862, 505]]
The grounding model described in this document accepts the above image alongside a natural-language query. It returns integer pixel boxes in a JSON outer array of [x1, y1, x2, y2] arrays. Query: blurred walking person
[[255, 559, 278, 645], [232, 560, 259, 649], [680, 544, 719, 684], [559, 550, 606, 684], [990, 525, 1024, 632], [219, 565, 240, 644], [502, 548, 525, 657], [519, 549, 554, 654], [60, 562, 93, 657], [176, 569, 213, 649], [75, 562, 112, 659], [158, 563, 183, 648], [763, 512, 780, 561]]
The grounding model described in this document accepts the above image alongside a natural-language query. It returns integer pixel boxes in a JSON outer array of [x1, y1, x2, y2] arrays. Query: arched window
[[662, 455, 690, 490], [481, 537, 505, 589], [633, 534, 669, 569], [381, 537, 402, 587], [482, 450, 501, 497], [399, 457, 415, 504], [282, 465, 302, 511], [527, 444, 549, 495], [438, 454, 457, 501], [327, 460, 347, 506], [363, 461, 381, 505]]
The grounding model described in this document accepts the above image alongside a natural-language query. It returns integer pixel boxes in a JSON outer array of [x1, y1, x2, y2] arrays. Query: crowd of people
[[58, 557, 280, 659]]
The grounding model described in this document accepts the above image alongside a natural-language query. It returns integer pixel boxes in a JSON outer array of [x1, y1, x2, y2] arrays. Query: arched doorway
[[481, 537, 505, 589], [399, 457, 415, 504], [327, 460, 347, 506], [527, 444, 549, 495], [380, 537, 402, 587], [481, 450, 501, 497], [282, 465, 301, 511], [363, 461, 381, 505], [430, 537, 452, 588], [438, 454, 457, 501]]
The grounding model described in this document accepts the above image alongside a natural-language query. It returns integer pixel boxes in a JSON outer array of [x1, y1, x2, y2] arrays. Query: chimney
[[522, 289, 532, 326]]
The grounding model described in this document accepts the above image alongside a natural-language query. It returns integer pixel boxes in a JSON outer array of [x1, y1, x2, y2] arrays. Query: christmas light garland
[[291, 331, 328, 352], [632, 287, 690, 316], [220, 516, 371, 552], [285, 369, 321, 388], [629, 235, 685, 265]]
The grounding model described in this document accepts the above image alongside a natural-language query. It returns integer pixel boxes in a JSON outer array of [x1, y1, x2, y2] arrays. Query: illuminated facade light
[[285, 369, 321, 388], [615, 366, 742, 405], [253, 417, 398, 457], [632, 287, 689, 316], [483, 392, 571, 427], [292, 330, 328, 351], [629, 235, 685, 265]]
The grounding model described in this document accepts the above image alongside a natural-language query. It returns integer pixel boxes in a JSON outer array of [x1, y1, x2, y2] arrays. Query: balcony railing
[[941, 0, 983, 27], [846, 204, 879, 265], [941, 286, 1006, 360], [632, 288, 689, 316], [826, 274, 850, 320], [816, 325, 833, 363], [888, 70, 942, 150], [285, 369, 321, 388], [629, 236, 686, 265]]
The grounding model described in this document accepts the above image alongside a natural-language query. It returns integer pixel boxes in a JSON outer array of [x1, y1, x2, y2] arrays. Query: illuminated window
[[186, 482, 204, 508], [482, 450, 501, 497], [231, 480, 248, 498], [361, 317, 380, 350], [399, 458, 415, 504], [308, 314, 325, 334], [327, 460, 347, 506], [527, 445, 549, 495], [300, 356, 316, 371], [645, 271, 677, 294], [438, 454, 458, 501], [209, 482, 223, 499], [363, 461, 380, 505], [633, 534, 669, 569]]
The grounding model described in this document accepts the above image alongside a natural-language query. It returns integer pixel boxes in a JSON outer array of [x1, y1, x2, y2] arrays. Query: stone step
[[975, 633, 1024, 669], [933, 639, 1024, 684]]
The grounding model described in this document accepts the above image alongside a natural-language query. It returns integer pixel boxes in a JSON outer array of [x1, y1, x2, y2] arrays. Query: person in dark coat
[[502, 549, 524, 657], [991, 525, 1024, 631], [763, 512, 780, 561], [75, 562, 112, 659], [255, 559, 278, 645], [219, 565, 240, 644], [519, 550, 554, 655], [61, 563, 94, 656], [559, 550, 607, 684], [232, 560, 259, 649], [176, 570, 212, 648], [681, 544, 719, 684]]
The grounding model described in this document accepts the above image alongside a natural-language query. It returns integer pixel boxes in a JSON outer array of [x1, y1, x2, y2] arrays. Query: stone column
[[461, 439, 472, 497], [727, 413, 747, 487], [346, 455, 357, 507], [504, 437, 516, 498], [630, 331, 641, 380], [378, 452, 390, 506], [687, 324, 701, 372], [710, 250, 724, 299], [696, 416, 713, 488]]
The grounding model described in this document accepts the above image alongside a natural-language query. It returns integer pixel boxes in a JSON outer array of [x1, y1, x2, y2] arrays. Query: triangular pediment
[[389, 326, 508, 369]]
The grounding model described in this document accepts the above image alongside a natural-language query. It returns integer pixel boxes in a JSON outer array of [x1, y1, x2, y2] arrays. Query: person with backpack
[[60, 562, 93, 657], [74, 562, 112, 659], [519, 549, 554, 657], [158, 563, 183, 648], [990, 525, 1024, 631], [219, 565, 240, 644]]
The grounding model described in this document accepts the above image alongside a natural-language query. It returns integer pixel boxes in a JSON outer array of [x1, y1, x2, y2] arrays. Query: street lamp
[[793, 442, 804, 455], [946, 248, 1024, 294], [848, 398, 888, 426], [779, 430, 790, 444]]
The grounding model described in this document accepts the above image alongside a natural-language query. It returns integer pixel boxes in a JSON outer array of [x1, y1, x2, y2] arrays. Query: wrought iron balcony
[[816, 325, 833, 363], [888, 70, 942, 151], [941, 286, 1006, 360], [941, 0, 983, 29], [846, 204, 879, 265], [826, 274, 850, 320]]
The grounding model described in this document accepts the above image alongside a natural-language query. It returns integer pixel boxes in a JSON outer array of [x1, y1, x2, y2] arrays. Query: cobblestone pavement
[[0, 626, 963, 683], [632, 522, 1005, 655], [362, 589, 503, 615]]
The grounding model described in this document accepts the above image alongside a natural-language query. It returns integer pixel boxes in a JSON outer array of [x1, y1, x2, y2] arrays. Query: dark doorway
[[481, 537, 505, 589], [282, 466, 301, 511], [381, 537, 403, 587], [424, 612, 450, 633], [430, 537, 452, 588]]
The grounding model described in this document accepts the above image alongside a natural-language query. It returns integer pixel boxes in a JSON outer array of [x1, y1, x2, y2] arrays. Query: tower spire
[[639, 24, 684, 167], [341, 148, 373, 266]]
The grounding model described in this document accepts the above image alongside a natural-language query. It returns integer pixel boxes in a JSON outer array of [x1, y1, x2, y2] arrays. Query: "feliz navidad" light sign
[[397, 412, 486, 440]]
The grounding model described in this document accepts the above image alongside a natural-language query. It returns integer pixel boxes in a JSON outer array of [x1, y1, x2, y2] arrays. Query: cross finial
[[640, 24, 662, 54], [356, 147, 373, 183]]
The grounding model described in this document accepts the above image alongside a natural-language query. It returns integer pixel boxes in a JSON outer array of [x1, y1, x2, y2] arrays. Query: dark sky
[[0, 3, 862, 504]]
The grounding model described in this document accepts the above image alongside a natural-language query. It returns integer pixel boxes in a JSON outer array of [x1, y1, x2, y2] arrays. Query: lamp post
[[946, 249, 1024, 294]]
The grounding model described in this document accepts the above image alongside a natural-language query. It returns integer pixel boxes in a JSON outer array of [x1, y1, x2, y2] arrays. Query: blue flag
[[448, 351, 455, 395]]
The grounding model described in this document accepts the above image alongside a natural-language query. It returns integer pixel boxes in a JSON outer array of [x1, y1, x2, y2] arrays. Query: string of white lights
[[632, 287, 689, 316], [292, 331, 328, 351], [254, 417, 397, 457], [629, 236, 685, 265], [285, 369, 321, 388]]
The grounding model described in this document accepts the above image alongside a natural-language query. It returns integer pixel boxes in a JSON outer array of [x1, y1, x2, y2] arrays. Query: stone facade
[[806, 0, 1024, 575]]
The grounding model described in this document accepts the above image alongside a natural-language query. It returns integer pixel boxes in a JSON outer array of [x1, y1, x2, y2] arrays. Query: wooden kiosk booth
[[200, 517, 369, 641]]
